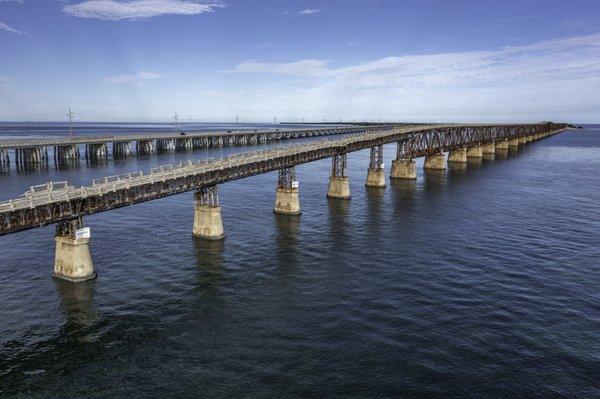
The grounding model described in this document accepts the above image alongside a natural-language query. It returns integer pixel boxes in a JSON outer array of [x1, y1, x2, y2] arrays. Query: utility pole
[[235, 115, 239, 124], [274, 116, 277, 125], [174, 112, 179, 133], [67, 108, 74, 139]]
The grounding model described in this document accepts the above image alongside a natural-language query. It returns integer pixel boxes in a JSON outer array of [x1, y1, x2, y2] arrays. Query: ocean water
[[0, 124, 599, 398]]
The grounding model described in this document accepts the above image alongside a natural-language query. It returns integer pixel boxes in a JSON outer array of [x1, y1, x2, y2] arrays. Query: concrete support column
[[193, 185, 225, 240], [137, 140, 157, 155], [424, 152, 446, 170], [525, 135, 533, 143], [86, 143, 107, 159], [365, 145, 386, 188], [496, 140, 509, 150], [518, 136, 527, 144], [508, 138, 520, 147], [448, 147, 467, 163], [20, 147, 48, 164], [176, 138, 193, 151], [327, 153, 351, 199], [0, 149, 9, 165], [113, 142, 132, 157], [53, 217, 96, 282], [390, 159, 416, 179], [55, 145, 79, 161], [274, 166, 301, 215], [158, 139, 175, 152], [467, 145, 483, 158], [482, 142, 496, 154]]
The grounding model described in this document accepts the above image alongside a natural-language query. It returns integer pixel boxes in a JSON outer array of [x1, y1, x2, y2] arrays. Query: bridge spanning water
[[0, 122, 567, 282], [0, 125, 386, 166]]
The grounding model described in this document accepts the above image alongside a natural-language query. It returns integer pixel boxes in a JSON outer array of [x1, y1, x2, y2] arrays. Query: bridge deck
[[0, 123, 566, 235], [0, 125, 375, 149]]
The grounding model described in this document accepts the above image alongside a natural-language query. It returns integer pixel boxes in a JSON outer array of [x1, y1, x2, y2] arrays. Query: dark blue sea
[[0, 123, 598, 398]]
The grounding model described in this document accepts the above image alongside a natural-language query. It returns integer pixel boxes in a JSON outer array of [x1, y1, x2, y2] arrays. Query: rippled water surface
[[0, 125, 599, 398]]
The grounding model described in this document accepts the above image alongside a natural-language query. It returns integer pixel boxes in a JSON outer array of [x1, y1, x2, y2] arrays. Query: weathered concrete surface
[[390, 159, 417, 179], [525, 135, 533, 143], [467, 145, 483, 158], [482, 142, 495, 154], [448, 148, 467, 163], [193, 205, 225, 239], [518, 137, 527, 144], [496, 140, 509, 150], [274, 187, 301, 215], [365, 168, 386, 187], [327, 176, 351, 199], [87, 143, 107, 158], [508, 138, 520, 147], [424, 153, 446, 170], [54, 236, 96, 282]]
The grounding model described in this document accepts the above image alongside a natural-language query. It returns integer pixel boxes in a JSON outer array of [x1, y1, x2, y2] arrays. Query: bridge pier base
[[274, 167, 301, 214], [482, 142, 495, 154], [365, 145, 386, 188], [0, 149, 8, 165], [448, 148, 467, 163], [53, 218, 95, 282], [113, 142, 132, 157], [177, 138, 193, 151], [518, 137, 527, 145], [193, 186, 225, 240], [137, 140, 157, 154], [157, 139, 176, 152], [390, 159, 416, 179], [467, 145, 483, 158], [55, 145, 79, 161], [424, 152, 446, 170], [86, 143, 107, 159], [327, 154, 351, 199], [18, 147, 48, 164], [496, 140, 509, 150], [508, 138, 519, 147]]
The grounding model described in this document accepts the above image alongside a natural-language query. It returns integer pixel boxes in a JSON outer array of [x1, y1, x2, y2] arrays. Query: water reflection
[[55, 159, 80, 170], [55, 279, 97, 328], [496, 149, 508, 160], [447, 162, 468, 173], [193, 238, 224, 295], [482, 153, 495, 162], [467, 157, 483, 167]]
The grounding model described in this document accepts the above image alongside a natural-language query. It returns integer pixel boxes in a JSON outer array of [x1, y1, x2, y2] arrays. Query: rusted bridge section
[[0, 122, 567, 282], [0, 125, 390, 166]]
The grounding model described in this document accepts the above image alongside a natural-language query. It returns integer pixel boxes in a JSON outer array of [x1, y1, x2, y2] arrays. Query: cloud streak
[[299, 9, 320, 15], [106, 71, 162, 84], [63, 0, 225, 21], [0, 21, 27, 35]]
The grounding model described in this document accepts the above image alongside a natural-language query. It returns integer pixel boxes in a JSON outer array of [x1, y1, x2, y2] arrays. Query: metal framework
[[55, 216, 83, 238], [331, 153, 348, 177], [369, 145, 384, 169], [277, 166, 297, 189], [195, 185, 219, 207], [0, 123, 566, 236]]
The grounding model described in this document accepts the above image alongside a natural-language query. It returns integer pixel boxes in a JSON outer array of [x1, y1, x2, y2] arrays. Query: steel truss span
[[0, 123, 566, 236]]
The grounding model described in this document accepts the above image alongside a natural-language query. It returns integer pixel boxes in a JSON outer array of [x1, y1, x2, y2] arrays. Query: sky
[[0, 0, 599, 123]]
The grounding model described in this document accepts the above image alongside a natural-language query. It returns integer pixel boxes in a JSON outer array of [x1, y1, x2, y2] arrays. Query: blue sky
[[0, 0, 599, 123]]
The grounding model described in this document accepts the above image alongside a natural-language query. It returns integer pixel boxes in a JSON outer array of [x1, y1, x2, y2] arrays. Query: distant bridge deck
[[0, 123, 567, 236]]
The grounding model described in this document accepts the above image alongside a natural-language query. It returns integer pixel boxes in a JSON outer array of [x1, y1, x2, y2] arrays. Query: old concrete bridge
[[0, 122, 567, 282], [0, 125, 388, 167]]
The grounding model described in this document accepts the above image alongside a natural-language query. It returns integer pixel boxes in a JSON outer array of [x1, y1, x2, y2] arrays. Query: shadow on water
[[55, 159, 80, 170], [365, 186, 385, 235], [327, 198, 351, 248], [55, 279, 97, 328], [86, 157, 108, 167], [274, 214, 301, 279], [193, 238, 225, 297]]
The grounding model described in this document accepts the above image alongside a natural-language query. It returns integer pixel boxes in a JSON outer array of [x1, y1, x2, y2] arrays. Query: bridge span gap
[[0, 123, 567, 282]]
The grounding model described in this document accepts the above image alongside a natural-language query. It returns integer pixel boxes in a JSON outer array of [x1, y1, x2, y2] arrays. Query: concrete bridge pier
[[17, 147, 48, 164], [193, 185, 225, 240], [448, 147, 467, 163], [86, 143, 107, 159], [0, 149, 9, 165], [157, 139, 176, 152], [176, 138, 193, 151], [518, 136, 527, 145], [467, 145, 483, 158], [508, 138, 520, 147], [113, 142, 132, 157], [390, 159, 416, 179], [424, 151, 446, 170], [327, 153, 351, 199], [496, 140, 509, 150], [274, 166, 301, 215], [365, 145, 386, 188], [55, 145, 79, 162], [137, 140, 157, 155], [482, 142, 496, 154], [53, 217, 96, 282]]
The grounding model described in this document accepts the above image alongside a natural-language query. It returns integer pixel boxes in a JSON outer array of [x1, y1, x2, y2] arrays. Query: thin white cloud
[[225, 33, 600, 121], [0, 76, 11, 88], [498, 14, 541, 23], [229, 59, 329, 75], [0, 21, 27, 36], [63, 0, 225, 21], [106, 71, 162, 84], [299, 9, 320, 15]]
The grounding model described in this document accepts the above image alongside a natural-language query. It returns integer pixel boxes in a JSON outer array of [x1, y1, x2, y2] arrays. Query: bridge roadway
[[0, 125, 398, 166], [0, 122, 566, 238]]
